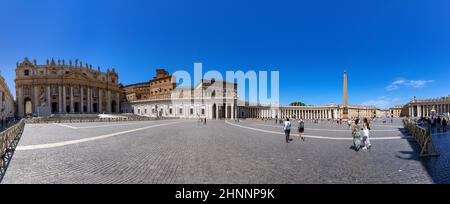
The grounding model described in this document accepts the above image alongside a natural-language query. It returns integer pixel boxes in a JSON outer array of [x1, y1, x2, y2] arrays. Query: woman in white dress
[[362, 118, 372, 150]]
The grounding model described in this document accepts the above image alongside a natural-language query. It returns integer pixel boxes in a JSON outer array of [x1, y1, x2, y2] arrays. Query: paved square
[[0, 119, 440, 184]]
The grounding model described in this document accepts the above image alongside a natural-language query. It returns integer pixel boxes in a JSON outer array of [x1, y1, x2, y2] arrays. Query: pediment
[[64, 71, 91, 80]]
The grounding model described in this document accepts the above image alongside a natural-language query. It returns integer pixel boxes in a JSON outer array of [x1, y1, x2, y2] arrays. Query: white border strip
[[53, 122, 153, 129], [226, 121, 405, 140], [254, 123, 399, 132], [17, 121, 183, 151]]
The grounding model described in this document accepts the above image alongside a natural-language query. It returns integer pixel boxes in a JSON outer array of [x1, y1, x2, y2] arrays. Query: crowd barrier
[[403, 118, 439, 157], [0, 120, 25, 168]]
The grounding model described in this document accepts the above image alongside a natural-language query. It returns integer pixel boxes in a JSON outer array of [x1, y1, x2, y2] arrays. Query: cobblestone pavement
[[1, 119, 437, 184]]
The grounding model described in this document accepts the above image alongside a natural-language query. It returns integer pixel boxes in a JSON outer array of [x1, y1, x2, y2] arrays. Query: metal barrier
[[403, 119, 439, 157], [0, 120, 25, 168]]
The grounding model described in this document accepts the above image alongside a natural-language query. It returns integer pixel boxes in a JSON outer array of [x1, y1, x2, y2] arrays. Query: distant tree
[[289, 102, 306, 106]]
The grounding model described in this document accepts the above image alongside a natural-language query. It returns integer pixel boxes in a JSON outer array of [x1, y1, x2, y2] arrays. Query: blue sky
[[1, 0, 449, 109]]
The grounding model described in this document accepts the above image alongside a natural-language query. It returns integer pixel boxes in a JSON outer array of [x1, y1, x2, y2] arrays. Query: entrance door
[[93, 103, 98, 113], [24, 98, 32, 117], [212, 104, 216, 119], [111, 101, 117, 113], [51, 102, 58, 113], [74, 102, 79, 113]]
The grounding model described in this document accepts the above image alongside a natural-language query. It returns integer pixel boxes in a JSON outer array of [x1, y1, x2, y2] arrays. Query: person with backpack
[[361, 118, 372, 150], [298, 118, 305, 141], [284, 118, 292, 143], [352, 119, 362, 151]]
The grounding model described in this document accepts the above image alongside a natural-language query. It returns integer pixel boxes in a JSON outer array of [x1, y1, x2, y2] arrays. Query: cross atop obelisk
[[342, 70, 349, 119]]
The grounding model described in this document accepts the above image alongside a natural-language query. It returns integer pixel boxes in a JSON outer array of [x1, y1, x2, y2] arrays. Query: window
[[24, 70, 30, 76], [169, 108, 173, 114], [145, 109, 147, 114], [179, 108, 183, 114], [202, 108, 205, 115], [23, 87, 31, 96], [190, 108, 194, 115]]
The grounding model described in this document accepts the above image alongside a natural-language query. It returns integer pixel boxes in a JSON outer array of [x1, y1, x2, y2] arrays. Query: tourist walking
[[284, 118, 292, 143], [437, 116, 442, 132], [352, 119, 362, 151], [361, 118, 371, 150], [347, 119, 352, 129], [298, 118, 305, 141], [442, 118, 447, 132]]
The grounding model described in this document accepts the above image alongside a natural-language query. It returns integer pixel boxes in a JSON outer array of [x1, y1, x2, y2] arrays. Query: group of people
[[197, 115, 207, 125], [282, 118, 306, 143], [417, 116, 448, 132], [281, 117, 372, 151], [351, 118, 372, 151]]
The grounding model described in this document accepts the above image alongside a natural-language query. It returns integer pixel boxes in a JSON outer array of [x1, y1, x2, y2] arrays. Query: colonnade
[[409, 103, 450, 118]]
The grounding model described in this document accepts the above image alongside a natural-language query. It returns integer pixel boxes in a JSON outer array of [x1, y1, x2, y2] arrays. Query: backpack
[[284, 122, 291, 130]]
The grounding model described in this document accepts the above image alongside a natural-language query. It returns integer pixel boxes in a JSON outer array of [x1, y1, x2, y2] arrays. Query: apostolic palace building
[[4, 57, 449, 120], [0, 73, 15, 130]]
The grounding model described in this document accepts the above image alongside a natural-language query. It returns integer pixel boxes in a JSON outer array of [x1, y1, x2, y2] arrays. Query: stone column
[[47, 86, 51, 112], [99, 89, 103, 113], [80, 87, 84, 113], [216, 104, 219, 120], [107, 90, 111, 113], [18, 87, 24, 117], [62, 86, 66, 113], [70, 86, 74, 113], [34, 86, 39, 112], [90, 88, 94, 113], [58, 86, 62, 113], [87, 88, 91, 113], [116, 92, 120, 113], [231, 104, 234, 120]]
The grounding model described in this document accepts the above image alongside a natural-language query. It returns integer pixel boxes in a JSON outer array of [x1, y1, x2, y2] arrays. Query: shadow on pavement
[[398, 127, 450, 184]]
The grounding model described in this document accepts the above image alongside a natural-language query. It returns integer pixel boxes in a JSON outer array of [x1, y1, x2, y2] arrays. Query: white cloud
[[362, 96, 401, 109], [386, 78, 435, 91]]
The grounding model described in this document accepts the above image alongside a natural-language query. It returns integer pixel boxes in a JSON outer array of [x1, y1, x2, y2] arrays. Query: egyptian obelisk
[[342, 70, 349, 119]]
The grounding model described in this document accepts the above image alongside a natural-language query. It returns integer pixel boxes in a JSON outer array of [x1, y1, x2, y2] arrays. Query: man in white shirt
[[284, 118, 292, 143]]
